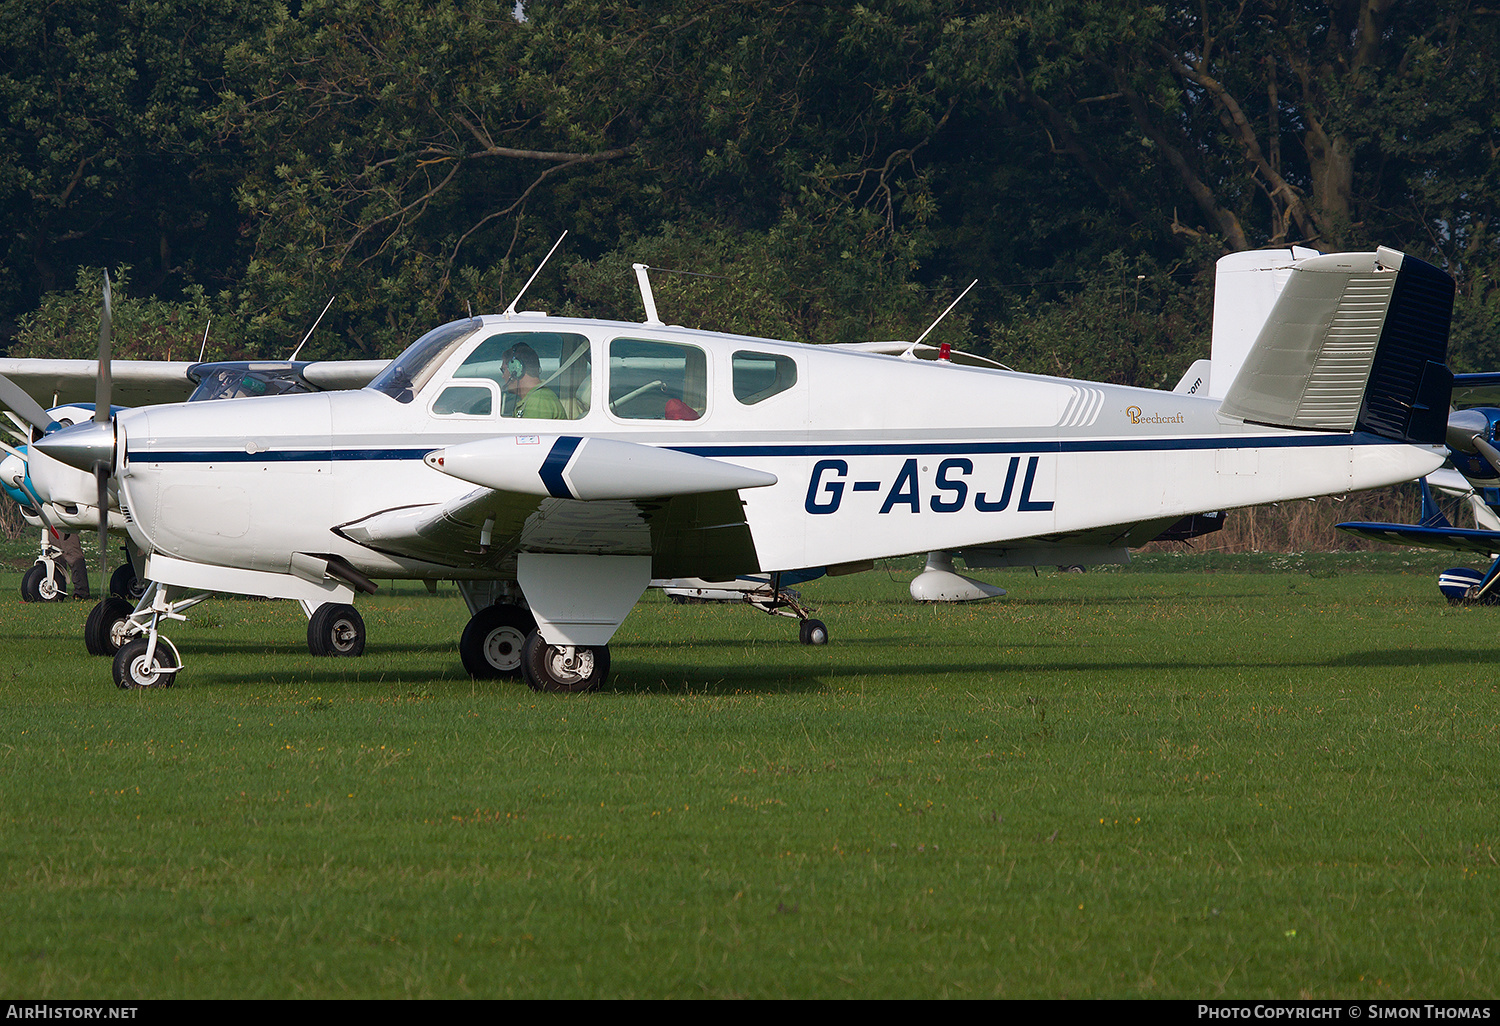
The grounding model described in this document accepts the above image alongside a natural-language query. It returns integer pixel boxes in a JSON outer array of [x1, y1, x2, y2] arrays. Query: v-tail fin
[[1217, 247, 1454, 444]]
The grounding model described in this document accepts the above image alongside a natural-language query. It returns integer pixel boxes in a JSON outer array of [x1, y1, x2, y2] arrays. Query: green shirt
[[518, 385, 565, 419]]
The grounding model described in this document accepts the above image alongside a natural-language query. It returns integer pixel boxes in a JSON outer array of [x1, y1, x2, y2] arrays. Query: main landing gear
[[457, 602, 609, 693], [520, 632, 610, 694], [307, 603, 366, 657], [744, 576, 828, 646], [458, 603, 536, 679]]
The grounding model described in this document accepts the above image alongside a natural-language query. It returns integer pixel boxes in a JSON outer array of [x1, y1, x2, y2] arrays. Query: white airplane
[[21, 245, 1456, 692]]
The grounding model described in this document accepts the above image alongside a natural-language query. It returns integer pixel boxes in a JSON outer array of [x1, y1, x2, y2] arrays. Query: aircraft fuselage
[[107, 314, 1442, 584]]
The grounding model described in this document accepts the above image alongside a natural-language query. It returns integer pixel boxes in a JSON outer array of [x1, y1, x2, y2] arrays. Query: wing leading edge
[[1336, 521, 1500, 555]]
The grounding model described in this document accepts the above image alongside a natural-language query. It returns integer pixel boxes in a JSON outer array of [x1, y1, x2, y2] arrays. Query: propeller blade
[[0, 373, 53, 434], [1473, 435, 1500, 475], [4, 410, 32, 443], [95, 272, 113, 425], [96, 464, 110, 599]]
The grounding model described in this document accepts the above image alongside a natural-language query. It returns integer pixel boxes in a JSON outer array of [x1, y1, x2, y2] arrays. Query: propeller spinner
[[1445, 407, 1500, 481]]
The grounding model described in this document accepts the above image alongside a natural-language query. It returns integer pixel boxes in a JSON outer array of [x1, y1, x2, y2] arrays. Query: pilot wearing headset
[[500, 342, 565, 419]]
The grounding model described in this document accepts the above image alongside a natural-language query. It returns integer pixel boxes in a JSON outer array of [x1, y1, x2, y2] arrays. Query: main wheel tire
[[799, 618, 829, 645], [30, 563, 67, 602], [520, 631, 609, 694], [20, 563, 44, 602], [85, 597, 135, 657], [110, 562, 145, 601], [112, 638, 178, 689], [459, 604, 538, 679], [307, 603, 366, 657]]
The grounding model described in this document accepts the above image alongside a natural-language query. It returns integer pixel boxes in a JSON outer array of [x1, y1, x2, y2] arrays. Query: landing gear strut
[[744, 574, 828, 646], [104, 582, 199, 689]]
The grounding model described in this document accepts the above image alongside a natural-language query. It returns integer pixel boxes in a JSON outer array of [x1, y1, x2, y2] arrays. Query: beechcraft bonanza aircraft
[[1336, 371, 1500, 603], [15, 245, 1460, 692]]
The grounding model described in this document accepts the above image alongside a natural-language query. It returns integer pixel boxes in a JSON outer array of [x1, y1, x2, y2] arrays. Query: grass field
[[1, 549, 1496, 999]]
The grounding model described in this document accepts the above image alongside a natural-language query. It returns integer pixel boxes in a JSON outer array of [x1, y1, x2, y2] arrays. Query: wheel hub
[[483, 627, 525, 671], [544, 645, 594, 684]]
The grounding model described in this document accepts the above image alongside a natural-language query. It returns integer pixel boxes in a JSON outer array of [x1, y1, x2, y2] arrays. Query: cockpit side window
[[452, 331, 591, 420], [732, 351, 798, 404], [431, 383, 496, 417], [608, 338, 707, 420]]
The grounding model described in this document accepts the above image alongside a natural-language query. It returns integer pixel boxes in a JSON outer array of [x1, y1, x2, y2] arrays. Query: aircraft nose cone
[[32, 419, 116, 474], [1446, 408, 1494, 453]]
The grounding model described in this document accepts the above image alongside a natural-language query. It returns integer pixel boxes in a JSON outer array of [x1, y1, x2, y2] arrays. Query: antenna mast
[[633, 264, 663, 326], [505, 230, 568, 317], [904, 279, 979, 357], [289, 296, 338, 360]]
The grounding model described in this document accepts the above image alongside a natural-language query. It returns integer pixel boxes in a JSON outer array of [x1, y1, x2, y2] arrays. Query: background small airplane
[[1, 346, 387, 661], [1336, 371, 1500, 602]]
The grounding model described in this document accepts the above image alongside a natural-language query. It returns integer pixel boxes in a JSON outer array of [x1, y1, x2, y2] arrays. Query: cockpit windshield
[[187, 364, 316, 402], [368, 318, 484, 403]]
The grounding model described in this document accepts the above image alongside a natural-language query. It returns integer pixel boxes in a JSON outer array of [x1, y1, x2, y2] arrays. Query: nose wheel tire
[[110, 562, 146, 602], [112, 638, 178, 689], [799, 618, 829, 645], [85, 597, 135, 656], [520, 631, 609, 694], [459, 604, 538, 679], [23, 563, 66, 602], [307, 603, 366, 657], [19, 563, 42, 602]]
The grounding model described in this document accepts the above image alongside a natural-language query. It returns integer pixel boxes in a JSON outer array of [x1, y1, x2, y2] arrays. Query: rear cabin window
[[608, 339, 708, 420], [448, 331, 591, 420], [732, 350, 798, 404]]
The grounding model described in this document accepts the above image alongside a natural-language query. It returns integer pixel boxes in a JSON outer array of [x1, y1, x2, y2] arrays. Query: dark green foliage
[[9, 266, 249, 362], [0, 0, 269, 346], [2, 0, 1497, 371]]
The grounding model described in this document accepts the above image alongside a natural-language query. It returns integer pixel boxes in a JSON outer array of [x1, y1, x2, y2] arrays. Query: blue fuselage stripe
[[538, 436, 581, 498], [125, 431, 1402, 465]]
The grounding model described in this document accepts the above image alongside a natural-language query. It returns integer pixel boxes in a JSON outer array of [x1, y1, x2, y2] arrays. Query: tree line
[[3, 0, 1496, 384]]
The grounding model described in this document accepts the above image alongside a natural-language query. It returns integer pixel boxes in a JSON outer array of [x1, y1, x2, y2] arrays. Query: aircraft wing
[[301, 360, 390, 390], [1453, 372, 1500, 409], [335, 434, 775, 579], [0, 357, 389, 412], [0, 358, 196, 408], [955, 517, 1186, 568], [1336, 521, 1500, 555], [338, 488, 763, 580]]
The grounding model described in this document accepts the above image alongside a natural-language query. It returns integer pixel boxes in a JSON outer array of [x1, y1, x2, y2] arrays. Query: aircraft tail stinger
[[1218, 247, 1454, 444]]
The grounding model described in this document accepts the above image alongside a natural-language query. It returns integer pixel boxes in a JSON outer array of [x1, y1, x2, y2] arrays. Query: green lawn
[[0, 553, 1495, 998]]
